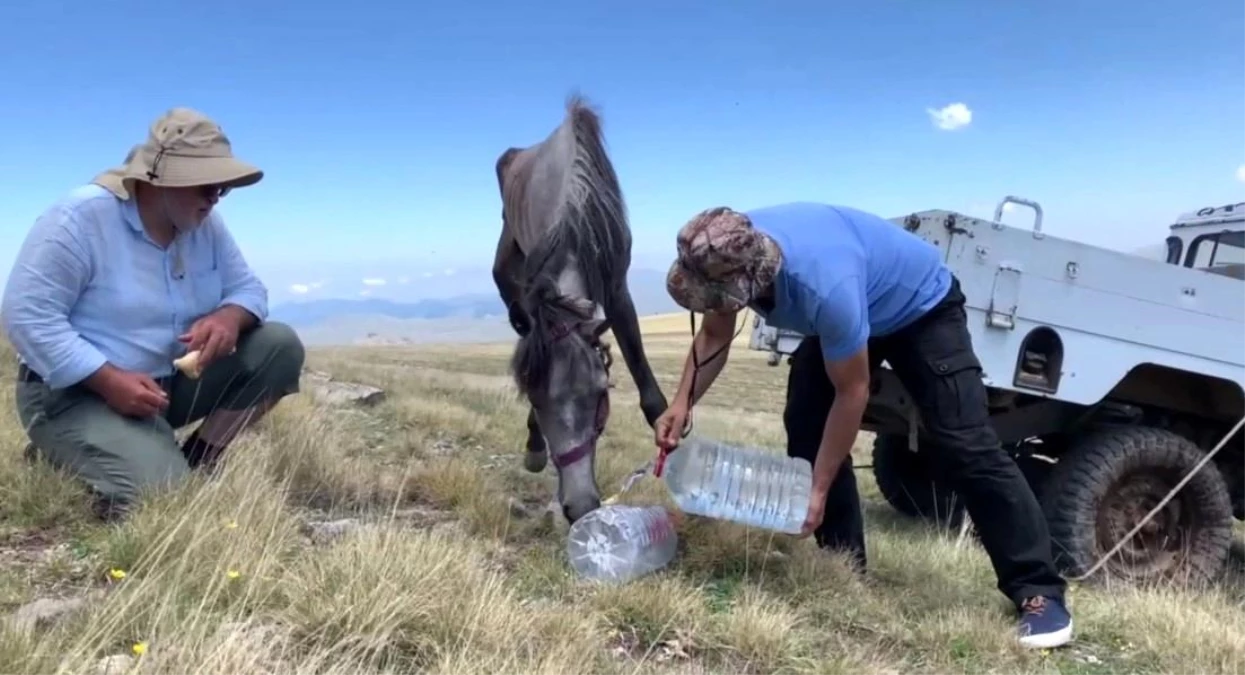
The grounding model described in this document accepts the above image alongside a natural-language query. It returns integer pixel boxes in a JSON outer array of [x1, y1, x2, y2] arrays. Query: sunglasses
[[200, 184, 232, 200]]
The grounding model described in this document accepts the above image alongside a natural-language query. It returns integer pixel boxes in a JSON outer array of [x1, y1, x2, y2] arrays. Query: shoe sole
[[1018, 622, 1073, 649]]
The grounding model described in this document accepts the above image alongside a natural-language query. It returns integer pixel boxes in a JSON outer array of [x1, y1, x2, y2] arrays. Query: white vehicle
[[749, 198, 1245, 585]]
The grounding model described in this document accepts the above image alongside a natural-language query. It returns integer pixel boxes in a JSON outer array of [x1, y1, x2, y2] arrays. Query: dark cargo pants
[[782, 276, 1067, 607], [15, 321, 305, 515]]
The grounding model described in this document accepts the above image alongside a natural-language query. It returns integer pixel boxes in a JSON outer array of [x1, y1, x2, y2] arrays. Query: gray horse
[[492, 94, 669, 523]]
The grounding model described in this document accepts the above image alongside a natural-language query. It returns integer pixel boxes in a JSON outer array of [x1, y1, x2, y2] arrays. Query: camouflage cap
[[665, 206, 782, 314], [92, 107, 263, 200]]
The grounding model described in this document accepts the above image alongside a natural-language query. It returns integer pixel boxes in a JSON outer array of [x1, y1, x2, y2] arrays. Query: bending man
[[653, 202, 1072, 649]]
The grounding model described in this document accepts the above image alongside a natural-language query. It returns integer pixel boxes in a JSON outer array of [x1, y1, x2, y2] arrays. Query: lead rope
[[1069, 414, 1245, 582], [602, 310, 747, 504]]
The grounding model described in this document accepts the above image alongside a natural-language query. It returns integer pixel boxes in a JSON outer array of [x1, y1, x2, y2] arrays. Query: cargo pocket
[[17, 381, 78, 425], [917, 342, 989, 433]]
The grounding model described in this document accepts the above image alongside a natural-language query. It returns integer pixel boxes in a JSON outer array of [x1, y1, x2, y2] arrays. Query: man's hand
[[179, 306, 248, 370], [799, 493, 827, 538], [654, 402, 690, 451], [85, 365, 168, 418]]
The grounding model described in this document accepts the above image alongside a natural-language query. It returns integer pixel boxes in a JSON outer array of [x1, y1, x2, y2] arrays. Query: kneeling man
[[2, 108, 305, 520]]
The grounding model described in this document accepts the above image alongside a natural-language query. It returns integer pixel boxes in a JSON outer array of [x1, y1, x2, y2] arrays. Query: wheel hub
[[1096, 471, 1194, 580]]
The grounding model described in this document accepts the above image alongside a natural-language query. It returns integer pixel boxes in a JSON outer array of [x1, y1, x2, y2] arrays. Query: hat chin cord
[[157, 190, 188, 279]]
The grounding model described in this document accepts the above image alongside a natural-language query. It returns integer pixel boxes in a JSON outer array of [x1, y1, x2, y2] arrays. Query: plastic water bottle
[[566, 504, 679, 583], [659, 435, 813, 534]]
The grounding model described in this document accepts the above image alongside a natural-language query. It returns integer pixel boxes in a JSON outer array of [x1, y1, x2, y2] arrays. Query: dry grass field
[[2, 312, 1243, 674]]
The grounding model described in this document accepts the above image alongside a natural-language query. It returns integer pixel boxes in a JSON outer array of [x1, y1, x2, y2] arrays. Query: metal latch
[[987, 263, 1022, 330]]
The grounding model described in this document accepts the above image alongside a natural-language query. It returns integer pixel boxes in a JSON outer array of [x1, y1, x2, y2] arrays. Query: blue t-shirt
[[748, 202, 951, 362]]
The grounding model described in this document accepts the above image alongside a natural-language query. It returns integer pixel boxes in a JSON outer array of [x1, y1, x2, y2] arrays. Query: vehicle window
[[1186, 230, 1245, 270]]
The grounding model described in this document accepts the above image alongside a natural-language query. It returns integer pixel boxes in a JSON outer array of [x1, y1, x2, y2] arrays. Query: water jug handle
[[653, 446, 672, 477]]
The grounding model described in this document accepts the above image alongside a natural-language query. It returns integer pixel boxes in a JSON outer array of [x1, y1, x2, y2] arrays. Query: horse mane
[[504, 94, 630, 396], [510, 280, 596, 396]]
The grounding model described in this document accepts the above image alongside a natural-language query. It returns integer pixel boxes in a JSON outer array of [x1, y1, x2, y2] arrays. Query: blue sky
[[2, 0, 1242, 305]]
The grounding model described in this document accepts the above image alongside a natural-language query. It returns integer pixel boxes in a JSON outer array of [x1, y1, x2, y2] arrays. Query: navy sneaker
[[1017, 595, 1073, 648]]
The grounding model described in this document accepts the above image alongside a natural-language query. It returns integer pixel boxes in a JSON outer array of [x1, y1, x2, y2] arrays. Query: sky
[[1, 0, 1242, 306]]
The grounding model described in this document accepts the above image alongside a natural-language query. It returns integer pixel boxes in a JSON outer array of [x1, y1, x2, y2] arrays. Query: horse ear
[[495, 147, 520, 192]]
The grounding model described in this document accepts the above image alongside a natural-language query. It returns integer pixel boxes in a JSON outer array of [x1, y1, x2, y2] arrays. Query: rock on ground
[[302, 369, 385, 407], [9, 596, 87, 633]]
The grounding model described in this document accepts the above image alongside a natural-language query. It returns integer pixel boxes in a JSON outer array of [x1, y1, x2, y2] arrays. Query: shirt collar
[[120, 195, 146, 234]]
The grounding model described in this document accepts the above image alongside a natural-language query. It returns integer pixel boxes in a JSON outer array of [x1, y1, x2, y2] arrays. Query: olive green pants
[[15, 321, 305, 514]]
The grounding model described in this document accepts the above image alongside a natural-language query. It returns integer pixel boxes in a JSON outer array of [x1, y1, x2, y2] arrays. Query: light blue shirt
[[2, 183, 268, 389], [748, 202, 951, 361]]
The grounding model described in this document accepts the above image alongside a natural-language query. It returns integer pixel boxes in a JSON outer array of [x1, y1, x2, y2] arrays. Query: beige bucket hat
[[92, 107, 263, 200], [666, 206, 783, 314]]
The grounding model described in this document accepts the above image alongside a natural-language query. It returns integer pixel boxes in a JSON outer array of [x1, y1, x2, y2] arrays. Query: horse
[[491, 94, 669, 524]]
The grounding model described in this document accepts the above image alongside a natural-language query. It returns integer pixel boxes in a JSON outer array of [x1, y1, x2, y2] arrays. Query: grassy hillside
[[1, 324, 1242, 674], [631, 309, 757, 340]]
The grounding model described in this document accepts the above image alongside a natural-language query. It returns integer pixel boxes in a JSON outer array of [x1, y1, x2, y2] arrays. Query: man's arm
[[0, 207, 110, 390], [813, 345, 871, 495], [808, 275, 871, 497], [669, 310, 737, 411], [211, 217, 266, 331]]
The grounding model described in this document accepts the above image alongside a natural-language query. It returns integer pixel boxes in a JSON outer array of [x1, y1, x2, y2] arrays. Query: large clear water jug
[[566, 504, 679, 584], [660, 435, 813, 534]]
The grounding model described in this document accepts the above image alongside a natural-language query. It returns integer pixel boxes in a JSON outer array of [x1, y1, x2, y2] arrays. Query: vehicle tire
[[1038, 425, 1234, 586], [870, 434, 966, 528]]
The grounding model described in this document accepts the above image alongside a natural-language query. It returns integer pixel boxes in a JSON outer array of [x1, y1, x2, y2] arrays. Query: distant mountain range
[[272, 267, 682, 346], [270, 294, 505, 327]]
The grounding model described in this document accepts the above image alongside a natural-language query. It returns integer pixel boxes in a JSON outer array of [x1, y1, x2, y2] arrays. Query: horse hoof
[[524, 451, 548, 473]]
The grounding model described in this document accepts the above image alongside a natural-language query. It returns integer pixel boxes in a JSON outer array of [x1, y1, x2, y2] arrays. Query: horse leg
[[603, 280, 669, 428], [524, 406, 548, 472]]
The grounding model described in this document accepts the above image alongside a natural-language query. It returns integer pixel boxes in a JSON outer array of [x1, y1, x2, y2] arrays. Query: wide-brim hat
[[665, 206, 783, 314], [92, 107, 263, 200]]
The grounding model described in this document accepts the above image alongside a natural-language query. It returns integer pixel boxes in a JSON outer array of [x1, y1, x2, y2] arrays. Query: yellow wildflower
[[108, 568, 127, 581], [132, 641, 147, 656]]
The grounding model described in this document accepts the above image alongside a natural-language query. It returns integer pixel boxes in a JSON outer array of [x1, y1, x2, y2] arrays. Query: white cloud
[[361, 277, 387, 286], [926, 102, 973, 131], [397, 276, 410, 284], [422, 271, 434, 278], [288, 280, 325, 295], [1236, 163, 1245, 183], [359, 289, 373, 297], [443, 268, 456, 276]]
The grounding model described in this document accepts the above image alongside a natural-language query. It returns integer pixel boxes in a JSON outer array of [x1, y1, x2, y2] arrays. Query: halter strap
[[542, 318, 613, 470], [551, 385, 610, 469]]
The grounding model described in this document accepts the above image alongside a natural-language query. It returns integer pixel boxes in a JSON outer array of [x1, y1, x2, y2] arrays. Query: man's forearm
[[672, 329, 732, 409], [811, 385, 869, 493], [2, 308, 110, 390], [216, 303, 259, 332], [81, 362, 121, 396]]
